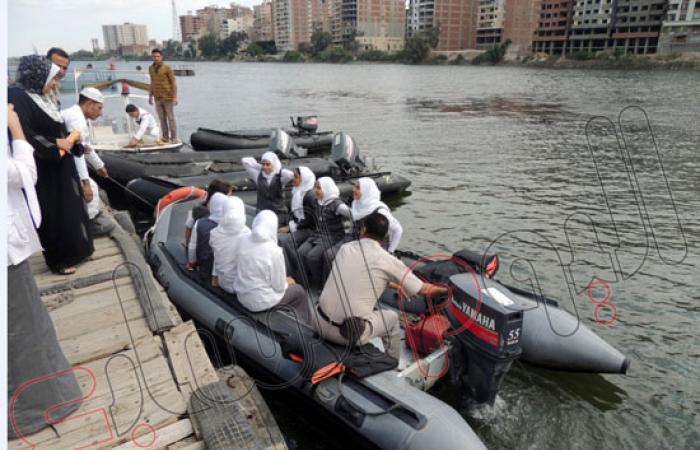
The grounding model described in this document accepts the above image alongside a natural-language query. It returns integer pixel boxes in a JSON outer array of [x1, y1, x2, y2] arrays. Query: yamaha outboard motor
[[293, 115, 319, 133], [269, 128, 306, 157], [444, 273, 523, 405], [330, 132, 366, 176]]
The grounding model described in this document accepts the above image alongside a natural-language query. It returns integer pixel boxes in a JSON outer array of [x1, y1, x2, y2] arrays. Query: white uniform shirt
[[211, 229, 251, 294], [8, 139, 43, 266], [61, 104, 105, 180], [133, 108, 160, 140]]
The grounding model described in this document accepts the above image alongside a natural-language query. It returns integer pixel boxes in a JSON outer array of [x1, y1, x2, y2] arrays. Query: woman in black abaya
[[8, 55, 93, 274]]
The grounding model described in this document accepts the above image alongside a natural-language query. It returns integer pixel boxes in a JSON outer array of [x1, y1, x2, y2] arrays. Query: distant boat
[[173, 64, 195, 76]]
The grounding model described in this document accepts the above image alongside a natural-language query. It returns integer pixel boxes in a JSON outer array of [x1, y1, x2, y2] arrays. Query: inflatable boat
[[97, 130, 366, 189], [123, 171, 410, 215], [190, 116, 334, 151], [148, 200, 496, 449], [379, 251, 629, 374]]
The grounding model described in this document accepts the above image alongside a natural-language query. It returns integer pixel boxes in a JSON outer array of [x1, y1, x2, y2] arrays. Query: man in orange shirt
[[148, 49, 178, 143]]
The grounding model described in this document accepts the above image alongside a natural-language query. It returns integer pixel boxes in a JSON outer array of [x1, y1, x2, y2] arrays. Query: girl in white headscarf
[[297, 177, 352, 288], [8, 55, 93, 275], [350, 177, 403, 253], [241, 151, 294, 224], [188, 192, 227, 281], [279, 167, 317, 281], [210, 196, 251, 292], [233, 210, 311, 323]]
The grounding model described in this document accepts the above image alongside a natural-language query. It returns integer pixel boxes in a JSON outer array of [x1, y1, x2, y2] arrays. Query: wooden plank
[[29, 238, 120, 273], [44, 278, 136, 315], [9, 377, 186, 450], [60, 316, 152, 365], [52, 297, 143, 341], [34, 254, 127, 290], [168, 439, 206, 450], [164, 321, 219, 398], [112, 419, 194, 450]]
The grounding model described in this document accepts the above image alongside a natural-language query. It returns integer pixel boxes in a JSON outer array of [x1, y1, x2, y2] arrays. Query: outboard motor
[[330, 132, 366, 176], [269, 128, 306, 157], [293, 115, 319, 133], [445, 273, 523, 405]]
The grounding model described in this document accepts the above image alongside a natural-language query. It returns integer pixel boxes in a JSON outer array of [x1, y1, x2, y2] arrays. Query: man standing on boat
[[148, 49, 178, 144]]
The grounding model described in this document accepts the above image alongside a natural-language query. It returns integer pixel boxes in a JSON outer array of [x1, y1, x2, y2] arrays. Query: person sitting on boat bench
[[278, 166, 317, 283], [183, 179, 232, 250], [188, 192, 227, 282], [315, 212, 447, 360], [233, 210, 311, 324], [210, 196, 251, 292], [241, 152, 294, 224], [125, 103, 162, 147], [297, 177, 352, 289]]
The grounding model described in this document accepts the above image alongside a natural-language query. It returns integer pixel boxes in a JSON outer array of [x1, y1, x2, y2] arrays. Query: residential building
[[180, 12, 204, 42], [340, 0, 406, 52], [476, 0, 506, 49], [533, 0, 573, 54], [272, 0, 310, 51], [610, 0, 667, 53], [660, 0, 700, 52], [475, 0, 541, 55], [102, 23, 149, 55], [254, 0, 275, 41], [433, 0, 479, 50], [407, 0, 435, 37]]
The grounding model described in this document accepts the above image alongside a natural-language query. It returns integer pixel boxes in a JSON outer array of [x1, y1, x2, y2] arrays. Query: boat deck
[[8, 210, 286, 450]]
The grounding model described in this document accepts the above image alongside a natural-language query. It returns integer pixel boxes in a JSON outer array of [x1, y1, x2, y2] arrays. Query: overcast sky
[[8, 0, 258, 57]]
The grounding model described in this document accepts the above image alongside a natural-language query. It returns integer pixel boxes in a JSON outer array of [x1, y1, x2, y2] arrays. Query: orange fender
[[156, 186, 206, 217]]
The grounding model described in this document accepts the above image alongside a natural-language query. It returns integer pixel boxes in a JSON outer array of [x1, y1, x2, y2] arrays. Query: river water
[[69, 61, 699, 449]]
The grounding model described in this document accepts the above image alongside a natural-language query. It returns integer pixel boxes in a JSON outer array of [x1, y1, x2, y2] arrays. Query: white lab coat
[[8, 139, 42, 266], [233, 211, 288, 312], [210, 196, 250, 294]]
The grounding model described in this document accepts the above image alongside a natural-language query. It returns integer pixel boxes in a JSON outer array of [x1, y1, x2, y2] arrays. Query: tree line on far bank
[[68, 28, 514, 66]]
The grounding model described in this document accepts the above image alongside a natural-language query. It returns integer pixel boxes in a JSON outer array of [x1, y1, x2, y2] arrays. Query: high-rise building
[[340, 0, 406, 52], [254, 0, 275, 41], [272, 0, 313, 51], [91, 38, 100, 53], [102, 23, 149, 55], [533, 0, 572, 54], [407, 0, 435, 37], [568, 0, 667, 54], [475, 0, 540, 55], [660, 0, 700, 53], [180, 13, 204, 42]]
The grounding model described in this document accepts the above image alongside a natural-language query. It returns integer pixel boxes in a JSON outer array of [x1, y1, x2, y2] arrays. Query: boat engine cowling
[[330, 132, 366, 176], [445, 273, 523, 405], [269, 128, 305, 157], [295, 115, 319, 133]]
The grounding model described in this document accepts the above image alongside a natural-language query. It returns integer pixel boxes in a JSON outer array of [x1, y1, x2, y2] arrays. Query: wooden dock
[[8, 210, 286, 450]]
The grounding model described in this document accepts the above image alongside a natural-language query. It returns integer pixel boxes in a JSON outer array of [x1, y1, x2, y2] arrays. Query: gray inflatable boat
[[148, 200, 488, 450]]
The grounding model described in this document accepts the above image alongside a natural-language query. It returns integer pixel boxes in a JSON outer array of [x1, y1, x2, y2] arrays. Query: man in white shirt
[[61, 87, 108, 220], [7, 104, 82, 438], [125, 103, 162, 147]]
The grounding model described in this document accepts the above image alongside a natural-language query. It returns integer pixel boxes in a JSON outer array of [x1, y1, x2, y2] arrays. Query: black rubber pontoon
[[147, 200, 487, 450], [191, 127, 334, 151]]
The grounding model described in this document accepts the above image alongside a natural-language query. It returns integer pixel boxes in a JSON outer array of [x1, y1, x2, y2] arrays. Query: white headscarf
[[215, 196, 247, 235], [46, 63, 60, 88], [290, 166, 316, 220], [252, 210, 279, 243], [260, 151, 282, 183], [351, 177, 388, 220], [207, 192, 228, 223], [316, 177, 340, 206]]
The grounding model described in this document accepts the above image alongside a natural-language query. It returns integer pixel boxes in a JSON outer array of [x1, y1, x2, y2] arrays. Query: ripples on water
[[69, 62, 700, 449]]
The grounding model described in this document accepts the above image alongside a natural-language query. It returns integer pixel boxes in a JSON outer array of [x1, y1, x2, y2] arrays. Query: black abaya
[[8, 87, 94, 271]]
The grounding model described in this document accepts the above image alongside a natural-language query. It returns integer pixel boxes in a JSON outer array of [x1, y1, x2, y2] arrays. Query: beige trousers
[[155, 99, 177, 141], [314, 308, 401, 360]]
